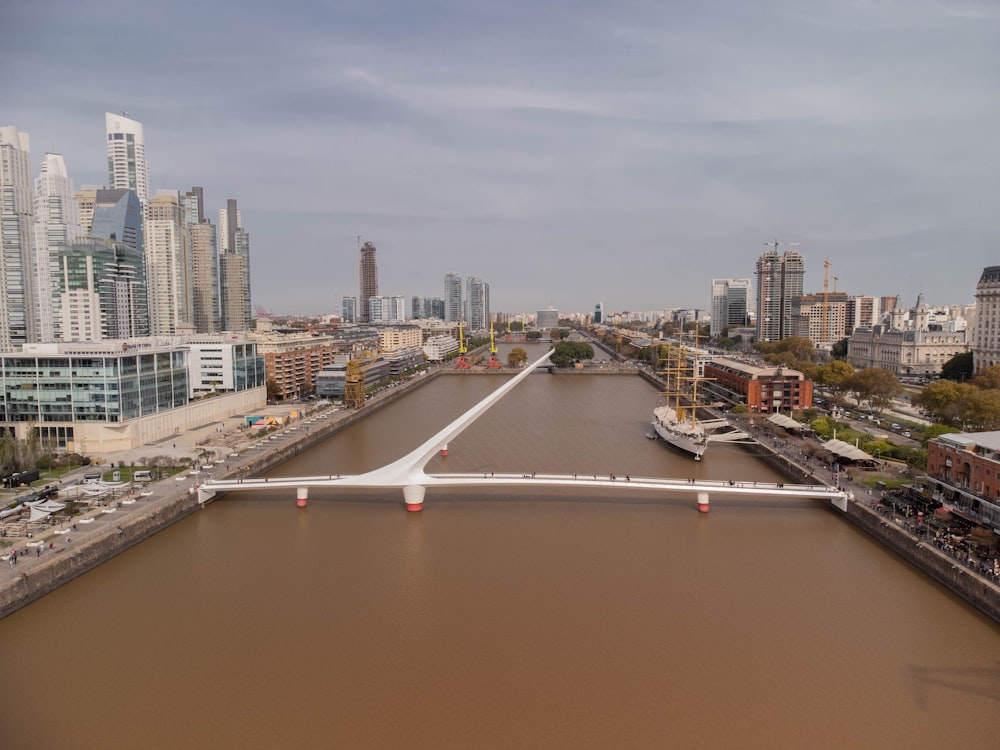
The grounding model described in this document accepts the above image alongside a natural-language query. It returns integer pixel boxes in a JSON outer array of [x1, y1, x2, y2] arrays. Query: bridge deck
[[201, 472, 843, 500]]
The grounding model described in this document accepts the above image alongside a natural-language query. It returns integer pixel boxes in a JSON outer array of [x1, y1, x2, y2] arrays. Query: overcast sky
[[4, 0, 998, 316]]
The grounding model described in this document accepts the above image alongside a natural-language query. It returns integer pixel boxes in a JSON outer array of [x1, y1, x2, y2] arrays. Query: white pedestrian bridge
[[198, 350, 851, 514]]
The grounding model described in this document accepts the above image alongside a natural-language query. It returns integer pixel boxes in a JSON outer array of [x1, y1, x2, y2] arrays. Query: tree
[[550, 341, 594, 367], [940, 352, 974, 382], [913, 380, 971, 426], [265, 379, 281, 401], [971, 363, 1000, 390], [816, 360, 855, 395], [507, 347, 528, 368], [526, 330, 543, 340], [921, 423, 959, 444], [831, 337, 849, 359], [847, 368, 902, 414]]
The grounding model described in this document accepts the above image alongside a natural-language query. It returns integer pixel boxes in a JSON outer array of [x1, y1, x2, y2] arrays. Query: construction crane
[[822, 259, 832, 345], [343, 350, 376, 409], [455, 323, 471, 369], [486, 323, 502, 369]]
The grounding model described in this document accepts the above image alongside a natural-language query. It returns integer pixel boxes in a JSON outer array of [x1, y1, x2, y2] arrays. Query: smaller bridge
[[198, 349, 851, 513]]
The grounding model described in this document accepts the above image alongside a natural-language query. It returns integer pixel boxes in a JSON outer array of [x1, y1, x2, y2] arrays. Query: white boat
[[652, 403, 709, 460], [651, 341, 709, 460], [650, 339, 751, 459]]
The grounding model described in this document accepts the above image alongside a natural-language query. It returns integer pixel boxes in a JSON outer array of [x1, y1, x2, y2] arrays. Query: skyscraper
[[55, 237, 148, 340], [755, 250, 804, 342], [444, 272, 463, 323], [90, 189, 143, 253], [358, 240, 378, 323], [465, 276, 489, 331], [184, 188, 219, 333], [146, 191, 192, 335], [594, 302, 603, 324], [0, 126, 37, 349], [710, 278, 751, 337], [33, 153, 82, 342], [219, 199, 251, 332], [105, 112, 149, 209]]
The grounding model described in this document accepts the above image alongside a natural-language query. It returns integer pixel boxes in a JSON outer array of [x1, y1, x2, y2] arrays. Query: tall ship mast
[[650, 331, 749, 460], [651, 341, 709, 460]]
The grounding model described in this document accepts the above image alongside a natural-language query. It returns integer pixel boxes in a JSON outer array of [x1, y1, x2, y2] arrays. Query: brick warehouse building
[[925, 431, 1000, 531], [702, 357, 813, 414]]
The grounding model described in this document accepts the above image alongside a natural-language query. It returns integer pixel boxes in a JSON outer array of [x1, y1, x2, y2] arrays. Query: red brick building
[[925, 431, 1000, 531], [702, 358, 813, 414]]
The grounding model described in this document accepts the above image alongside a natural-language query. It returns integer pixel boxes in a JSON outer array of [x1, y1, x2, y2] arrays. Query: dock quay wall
[[0, 491, 203, 619], [750, 432, 1000, 624]]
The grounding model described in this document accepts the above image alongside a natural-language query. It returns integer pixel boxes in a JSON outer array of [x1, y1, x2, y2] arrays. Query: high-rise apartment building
[[358, 240, 378, 323], [974, 266, 1000, 372], [219, 199, 251, 332], [105, 112, 149, 209], [341, 297, 357, 323], [90, 189, 143, 252], [182, 187, 219, 333], [0, 126, 37, 350], [33, 153, 82, 342], [146, 191, 192, 335], [755, 250, 804, 342], [54, 237, 148, 341], [444, 272, 463, 322], [845, 295, 878, 335], [790, 292, 848, 344], [466, 276, 489, 331], [710, 279, 751, 337], [75, 187, 97, 235]]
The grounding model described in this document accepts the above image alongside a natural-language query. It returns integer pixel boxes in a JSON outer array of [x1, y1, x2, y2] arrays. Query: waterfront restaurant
[[925, 431, 1000, 533]]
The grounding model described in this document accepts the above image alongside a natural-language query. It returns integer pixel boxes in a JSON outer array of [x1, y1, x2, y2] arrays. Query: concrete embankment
[[751, 434, 1000, 624], [0, 491, 203, 619]]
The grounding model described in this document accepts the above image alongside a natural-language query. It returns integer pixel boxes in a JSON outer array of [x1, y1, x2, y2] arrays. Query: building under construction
[[358, 240, 378, 323]]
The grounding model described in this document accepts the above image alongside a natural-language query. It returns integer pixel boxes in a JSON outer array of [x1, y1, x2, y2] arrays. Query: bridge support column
[[697, 491, 710, 513], [296, 487, 308, 508], [440, 443, 448, 457], [403, 484, 426, 512]]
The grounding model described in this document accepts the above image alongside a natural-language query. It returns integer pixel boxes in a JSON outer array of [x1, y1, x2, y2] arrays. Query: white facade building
[[0, 126, 37, 350], [146, 191, 193, 335], [33, 152, 83, 342], [444, 272, 463, 322], [466, 276, 489, 331], [105, 112, 149, 208]]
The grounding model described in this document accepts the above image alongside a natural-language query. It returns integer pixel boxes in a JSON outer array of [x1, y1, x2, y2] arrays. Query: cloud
[[4, 0, 998, 314]]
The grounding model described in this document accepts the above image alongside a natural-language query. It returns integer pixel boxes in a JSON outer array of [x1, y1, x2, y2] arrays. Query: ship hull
[[651, 415, 707, 460]]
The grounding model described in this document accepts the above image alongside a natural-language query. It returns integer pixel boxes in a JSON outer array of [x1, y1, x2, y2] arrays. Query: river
[[1, 347, 997, 748]]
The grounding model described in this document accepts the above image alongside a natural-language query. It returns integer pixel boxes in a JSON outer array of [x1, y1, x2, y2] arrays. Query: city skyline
[[5, 1, 998, 315]]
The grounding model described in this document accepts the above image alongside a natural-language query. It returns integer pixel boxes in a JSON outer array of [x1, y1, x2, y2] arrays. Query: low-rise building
[[423, 335, 460, 361], [925, 431, 1000, 532], [378, 326, 422, 352], [847, 326, 970, 376], [248, 332, 341, 401], [701, 357, 813, 413]]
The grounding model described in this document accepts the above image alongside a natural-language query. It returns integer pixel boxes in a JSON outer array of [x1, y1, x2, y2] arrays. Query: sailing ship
[[650, 339, 748, 460], [651, 342, 710, 460]]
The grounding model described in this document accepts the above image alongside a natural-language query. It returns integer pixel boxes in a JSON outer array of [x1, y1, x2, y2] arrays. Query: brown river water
[[1, 349, 997, 749]]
